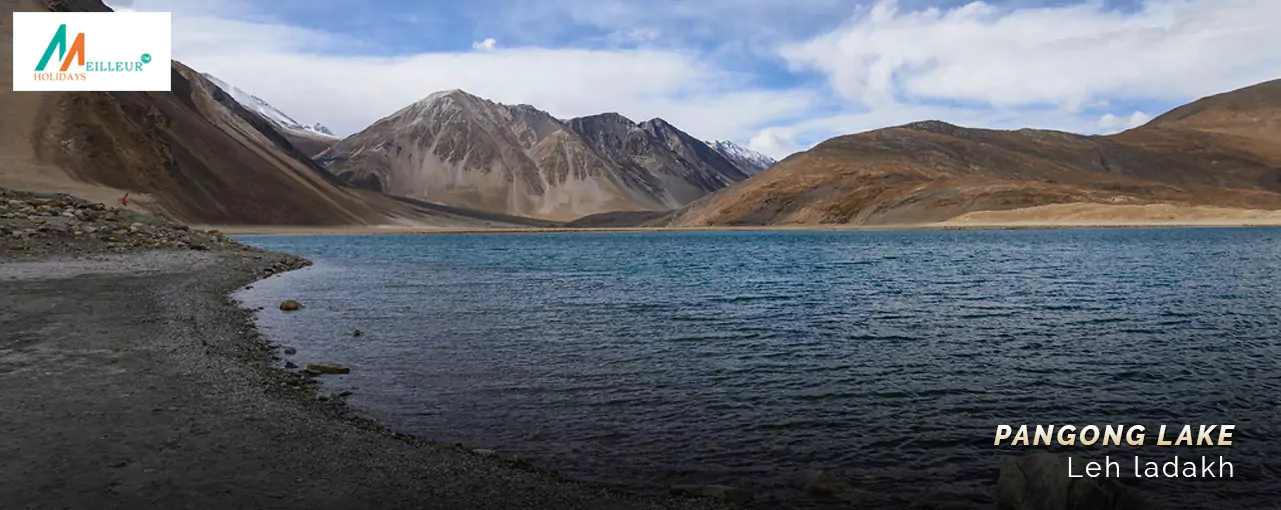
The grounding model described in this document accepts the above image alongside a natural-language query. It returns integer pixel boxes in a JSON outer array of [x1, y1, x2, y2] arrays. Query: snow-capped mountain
[[707, 140, 777, 174], [201, 74, 340, 156]]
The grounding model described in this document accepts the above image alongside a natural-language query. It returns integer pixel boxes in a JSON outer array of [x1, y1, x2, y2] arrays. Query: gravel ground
[[0, 245, 736, 509]]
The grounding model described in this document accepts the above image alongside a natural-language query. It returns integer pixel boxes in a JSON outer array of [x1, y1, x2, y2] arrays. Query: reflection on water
[[236, 229, 1281, 508]]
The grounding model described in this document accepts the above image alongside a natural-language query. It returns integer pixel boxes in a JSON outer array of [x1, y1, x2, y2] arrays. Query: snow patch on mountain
[[202, 73, 338, 139], [707, 140, 777, 174]]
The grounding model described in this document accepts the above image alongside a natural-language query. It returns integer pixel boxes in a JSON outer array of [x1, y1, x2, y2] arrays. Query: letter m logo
[[35, 24, 85, 72]]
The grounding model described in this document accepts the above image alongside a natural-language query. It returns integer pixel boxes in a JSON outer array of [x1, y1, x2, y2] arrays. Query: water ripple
[[236, 228, 1281, 509]]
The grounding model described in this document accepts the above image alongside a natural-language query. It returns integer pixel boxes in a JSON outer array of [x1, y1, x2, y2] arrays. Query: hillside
[[201, 73, 340, 157], [0, 0, 509, 228], [662, 82, 1281, 227], [317, 91, 757, 221]]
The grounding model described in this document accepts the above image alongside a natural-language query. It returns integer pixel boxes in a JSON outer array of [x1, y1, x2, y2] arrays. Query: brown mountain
[[317, 90, 754, 221], [662, 80, 1281, 226], [0, 0, 513, 228]]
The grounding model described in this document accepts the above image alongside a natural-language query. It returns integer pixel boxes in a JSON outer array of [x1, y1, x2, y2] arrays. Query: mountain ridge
[[0, 0, 529, 228], [659, 81, 1281, 227], [706, 140, 776, 174], [317, 89, 762, 220]]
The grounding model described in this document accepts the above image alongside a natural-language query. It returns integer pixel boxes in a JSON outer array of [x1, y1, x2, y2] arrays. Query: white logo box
[[12, 12, 171, 91]]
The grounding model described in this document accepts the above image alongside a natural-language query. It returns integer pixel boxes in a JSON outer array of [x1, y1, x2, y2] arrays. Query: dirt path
[[0, 251, 727, 510]]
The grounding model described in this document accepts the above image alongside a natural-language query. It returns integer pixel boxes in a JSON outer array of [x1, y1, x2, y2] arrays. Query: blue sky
[[108, 0, 1281, 158]]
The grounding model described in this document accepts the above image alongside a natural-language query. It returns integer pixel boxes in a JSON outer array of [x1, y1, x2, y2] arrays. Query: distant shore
[[206, 202, 1281, 235], [207, 219, 1281, 236]]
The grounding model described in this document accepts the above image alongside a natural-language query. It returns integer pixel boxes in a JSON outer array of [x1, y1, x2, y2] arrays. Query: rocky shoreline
[[0, 187, 733, 510]]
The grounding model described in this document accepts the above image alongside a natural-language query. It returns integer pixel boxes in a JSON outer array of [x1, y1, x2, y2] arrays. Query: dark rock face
[[304, 363, 351, 375]]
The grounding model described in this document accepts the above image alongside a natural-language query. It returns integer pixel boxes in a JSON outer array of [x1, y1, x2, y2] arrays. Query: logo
[[12, 12, 171, 92], [35, 24, 85, 73]]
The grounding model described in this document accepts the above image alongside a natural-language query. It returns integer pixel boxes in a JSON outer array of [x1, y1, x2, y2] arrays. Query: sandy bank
[[0, 250, 729, 510], [205, 202, 1281, 235]]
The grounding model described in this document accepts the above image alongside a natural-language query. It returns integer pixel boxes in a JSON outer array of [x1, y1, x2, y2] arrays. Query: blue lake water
[[235, 229, 1281, 509]]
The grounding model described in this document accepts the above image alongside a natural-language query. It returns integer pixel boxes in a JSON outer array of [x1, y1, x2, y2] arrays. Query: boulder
[[279, 300, 303, 311], [802, 470, 847, 495], [670, 485, 753, 505], [304, 362, 350, 375], [998, 454, 1147, 510]]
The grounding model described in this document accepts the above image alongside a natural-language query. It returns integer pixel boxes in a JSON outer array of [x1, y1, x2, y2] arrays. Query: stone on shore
[[670, 484, 754, 504], [279, 300, 303, 311], [802, 470, 847, 495], [304, 362, 350, 375], [998, 454, 1147, 510], [0, 187, 302, 259]]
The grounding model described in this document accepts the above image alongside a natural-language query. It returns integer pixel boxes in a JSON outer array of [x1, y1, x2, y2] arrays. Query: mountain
[[707, 140, 776, 174], [661, 81, 1281, 226], [201, 73, 340, 157], [1144, 79, 1281, 143], [0, 0, 514, 228], [317, 90, 751, 220]]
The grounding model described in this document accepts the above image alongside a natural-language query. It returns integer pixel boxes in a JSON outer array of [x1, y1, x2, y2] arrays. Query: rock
[[670, 485, 754, 505], [337, 390, 353, 398], [351, 329, 364, 338], [283, 347, 297, 355], [284, 361, 298, 369], [998, 454, 1147, 510], [802, 470, 847, 495], [304, 362, 350, 375], [279, 300, 303, 311]]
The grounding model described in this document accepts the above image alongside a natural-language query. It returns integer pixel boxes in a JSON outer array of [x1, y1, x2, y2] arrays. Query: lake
[[234, 229, 1281, 508]]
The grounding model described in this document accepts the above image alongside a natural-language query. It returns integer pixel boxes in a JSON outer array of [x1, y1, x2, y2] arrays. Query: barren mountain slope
[[662, 81, 1281, 227], [201, 73, 340, 157], [1144, 79, 1281, 143], [1, 0, 502, 227], [319, 91, 753, 220]]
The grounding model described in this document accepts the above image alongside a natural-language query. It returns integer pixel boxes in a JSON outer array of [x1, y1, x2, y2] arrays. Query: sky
[[105, 0, 1281, 159]]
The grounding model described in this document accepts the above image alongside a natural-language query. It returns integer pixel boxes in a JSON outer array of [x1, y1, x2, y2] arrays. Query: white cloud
[[748, 128, 805, 160], [154, 10, 812, 146], [1097, 110, 1153, 133], [781, 0, 1281, 110], [111, 0, 1281, 163]]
